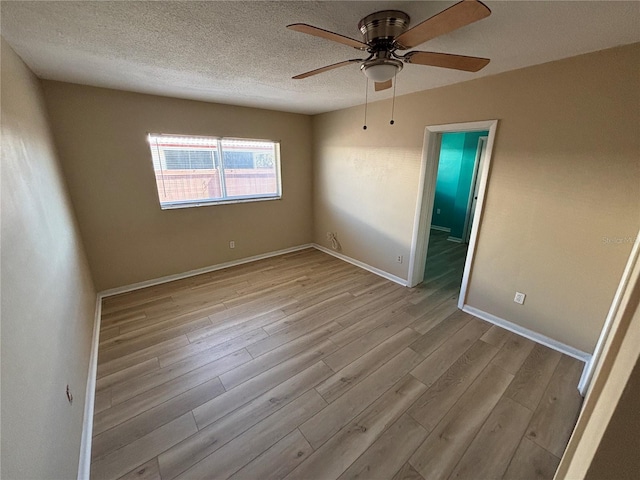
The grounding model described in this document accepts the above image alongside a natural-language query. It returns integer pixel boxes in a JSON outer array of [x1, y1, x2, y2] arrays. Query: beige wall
[[41, 82, 313, 291], [313, 43, 640, 353], [556, 235, 639, 479], [1, 39, 96, 479]]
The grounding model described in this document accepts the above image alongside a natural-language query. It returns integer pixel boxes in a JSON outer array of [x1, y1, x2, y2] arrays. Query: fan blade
[[375, 80, 393, 91], [395, 0, 491, 49], [292, 59, 362, 79], [287, 23, 368, 50], [404, 51, 489, 72]]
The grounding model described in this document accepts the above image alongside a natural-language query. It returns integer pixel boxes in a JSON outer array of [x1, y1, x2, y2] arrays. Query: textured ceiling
[[2, 1, 639, 114]]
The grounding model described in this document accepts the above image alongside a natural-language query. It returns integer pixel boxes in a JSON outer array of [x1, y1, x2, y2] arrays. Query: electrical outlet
[[229, 241, 235, 249], [514, 292, 526, 305], [397, 255, 403, 264], [437, 208, 441, 214]]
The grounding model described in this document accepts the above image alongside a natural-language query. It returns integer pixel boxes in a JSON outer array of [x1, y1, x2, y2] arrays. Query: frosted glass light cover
[[363, 63, 399, 82]]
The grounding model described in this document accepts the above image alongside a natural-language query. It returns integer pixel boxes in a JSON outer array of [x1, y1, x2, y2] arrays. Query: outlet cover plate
[[514, 292, 526, 305]]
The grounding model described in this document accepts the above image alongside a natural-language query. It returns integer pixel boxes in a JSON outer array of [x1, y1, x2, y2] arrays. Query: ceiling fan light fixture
[[289, 0, 492, 93], [361, 58, 403, 83]]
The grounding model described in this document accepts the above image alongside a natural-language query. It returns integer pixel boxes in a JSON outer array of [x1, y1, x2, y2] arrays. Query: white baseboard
[[79, 243, 315, 476], [447, 236, 463, 243], [99, 244, 314, 298], [78, 244, 593, 475], [77, 241, 408, 476], [77, 295, 102, 480], [430, 225, 451, 233], [312, 244, 408, 287], [462, 305, 591, 365]]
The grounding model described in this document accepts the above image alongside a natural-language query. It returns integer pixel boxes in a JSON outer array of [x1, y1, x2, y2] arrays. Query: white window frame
[[147, 133, 282, 209]]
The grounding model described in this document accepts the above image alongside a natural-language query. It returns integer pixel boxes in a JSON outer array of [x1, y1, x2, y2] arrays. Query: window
[[147, 134, 281, 209]]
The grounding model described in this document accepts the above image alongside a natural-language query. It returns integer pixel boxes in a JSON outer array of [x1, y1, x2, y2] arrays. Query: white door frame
[[407, 120, 499, 309]]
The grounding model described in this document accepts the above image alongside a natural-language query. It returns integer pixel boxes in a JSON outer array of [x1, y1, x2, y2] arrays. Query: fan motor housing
[[358, 10, 410, 45]]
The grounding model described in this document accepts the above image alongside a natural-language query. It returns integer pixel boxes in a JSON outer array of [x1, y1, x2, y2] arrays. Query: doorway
[[407, 120, 498, 310], [430, 131, 488, 244], [423, 131, 488, 293]]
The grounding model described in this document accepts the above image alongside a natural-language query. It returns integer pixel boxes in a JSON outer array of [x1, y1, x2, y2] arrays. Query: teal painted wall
[[431, 131, 488, 239], [431, 133, 464, 232]]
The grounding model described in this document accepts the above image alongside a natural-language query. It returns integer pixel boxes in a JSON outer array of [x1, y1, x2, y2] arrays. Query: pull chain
[[363, 77, 369, 130], [390, 73, 397, 125]]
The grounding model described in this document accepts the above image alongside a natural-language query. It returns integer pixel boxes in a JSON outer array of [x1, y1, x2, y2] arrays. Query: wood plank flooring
[[92, 236, 583, 480]]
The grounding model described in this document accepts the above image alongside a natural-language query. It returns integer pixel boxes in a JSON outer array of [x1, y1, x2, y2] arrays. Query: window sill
[[160, 195, 281, 210]]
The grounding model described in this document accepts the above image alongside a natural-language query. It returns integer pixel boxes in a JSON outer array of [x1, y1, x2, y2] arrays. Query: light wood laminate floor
[[92, 241, 583, 480]]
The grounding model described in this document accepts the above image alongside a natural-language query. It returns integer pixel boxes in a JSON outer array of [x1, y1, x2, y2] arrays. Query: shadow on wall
[[313, 141, 426, 281], [318, 201, 411, 280]]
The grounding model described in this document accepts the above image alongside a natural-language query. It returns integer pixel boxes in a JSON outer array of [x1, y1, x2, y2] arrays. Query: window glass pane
[[223, 152, 254, 169], [149, 135, 222, 205], [164, 150, 216, 170], [148, 134, 280, 208], [221, 139, 278, 198]]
